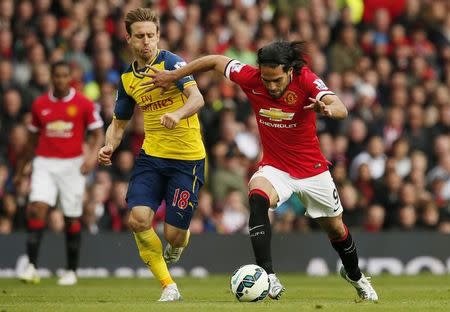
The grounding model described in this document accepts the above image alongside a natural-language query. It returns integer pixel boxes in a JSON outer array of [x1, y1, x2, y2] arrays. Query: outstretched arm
[[141, 55, 233, 93]]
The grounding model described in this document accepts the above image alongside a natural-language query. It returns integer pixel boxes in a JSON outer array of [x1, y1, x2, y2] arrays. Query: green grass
[[1, 274, 450, 311]]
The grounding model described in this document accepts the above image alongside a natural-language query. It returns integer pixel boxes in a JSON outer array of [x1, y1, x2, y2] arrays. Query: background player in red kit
[[142, 41, 378, 301], [16, 60, 104, 285]]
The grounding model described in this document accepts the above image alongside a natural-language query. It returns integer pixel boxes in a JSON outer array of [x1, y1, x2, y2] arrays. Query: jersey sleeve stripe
[[183, 81, 197, 88], [224, 59, 239, 79], [87, 120, 104, 130], [27, 124, 39, 133], [316, 91, 335, 101]]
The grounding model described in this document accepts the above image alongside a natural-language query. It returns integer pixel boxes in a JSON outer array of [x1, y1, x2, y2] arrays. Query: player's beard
[[269, 75, 291, 99], [140, 52, 152, 63], [269, 86, 287, 99]]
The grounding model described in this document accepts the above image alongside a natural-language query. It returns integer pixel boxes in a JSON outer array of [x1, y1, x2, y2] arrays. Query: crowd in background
[[0, 0, 450, 235]]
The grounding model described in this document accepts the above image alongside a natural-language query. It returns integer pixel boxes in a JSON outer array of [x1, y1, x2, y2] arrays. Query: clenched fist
[[98, 144, 114, 166]]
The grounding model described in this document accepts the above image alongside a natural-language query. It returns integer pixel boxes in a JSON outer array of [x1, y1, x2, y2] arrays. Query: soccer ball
[[230, 264, 270, 302]]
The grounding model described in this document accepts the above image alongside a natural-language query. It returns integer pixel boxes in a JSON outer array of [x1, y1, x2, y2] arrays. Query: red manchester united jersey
[[28, 88, 104, 158], [225, 60, 335, 178]]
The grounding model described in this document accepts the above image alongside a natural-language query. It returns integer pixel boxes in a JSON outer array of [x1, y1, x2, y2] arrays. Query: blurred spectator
[[350, 136, 386, 181], [217, 189, 248, 234], [396, 204, 417, 231], [419, 201, 440, 230], [390, 137, 412, 178], [340, 183, 364, 228], [189, 188, 217, 234], [210, 146, 248, 205], [364, 204, 386, 232], [329, 25, 362, 73]]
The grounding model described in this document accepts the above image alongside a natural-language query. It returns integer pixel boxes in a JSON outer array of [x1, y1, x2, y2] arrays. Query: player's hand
[[160, 112, 181, 129], [303, 97, 332, 117], [140, 66, 175, 95], [13, 174, 23, 189], [98, 144, 114, 166], [80, 158, 97, 175]]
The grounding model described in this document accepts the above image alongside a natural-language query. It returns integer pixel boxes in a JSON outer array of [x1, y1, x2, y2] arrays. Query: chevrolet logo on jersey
[[259, 108, 295, 121]]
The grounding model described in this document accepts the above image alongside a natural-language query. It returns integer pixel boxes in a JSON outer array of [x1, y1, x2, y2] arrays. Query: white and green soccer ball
[[230, 264, 270, 302]]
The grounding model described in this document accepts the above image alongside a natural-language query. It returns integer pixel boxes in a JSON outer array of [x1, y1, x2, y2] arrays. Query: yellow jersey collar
[[132, 50, 160, 78]]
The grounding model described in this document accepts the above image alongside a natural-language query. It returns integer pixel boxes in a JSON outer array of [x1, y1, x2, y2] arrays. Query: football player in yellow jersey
[[98, 8, 205, 302]]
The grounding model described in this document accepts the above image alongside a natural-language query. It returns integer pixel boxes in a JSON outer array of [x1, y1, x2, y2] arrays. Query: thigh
[[249, 165, 293, 208], [296, 171, 343, 219], [55, 157, 86, 218], [164, 158, 205, 230], [29, 157, 58, 207], [126, 152, 167, 212]]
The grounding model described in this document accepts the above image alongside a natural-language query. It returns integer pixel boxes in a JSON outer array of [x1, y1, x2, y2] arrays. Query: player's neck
[[53, 89, 71, 99], [136, 50, 158, 69]]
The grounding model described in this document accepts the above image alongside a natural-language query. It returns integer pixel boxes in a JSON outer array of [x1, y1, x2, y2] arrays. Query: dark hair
[[257, 41, 307, 74], [50, 60, 71, 74]]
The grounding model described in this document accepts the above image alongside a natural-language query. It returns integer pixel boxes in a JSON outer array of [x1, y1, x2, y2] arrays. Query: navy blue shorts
[[126, 151, 205, 230]]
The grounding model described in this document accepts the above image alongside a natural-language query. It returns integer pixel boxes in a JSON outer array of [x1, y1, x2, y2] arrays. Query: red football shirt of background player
[[29, 88, 103, 158]]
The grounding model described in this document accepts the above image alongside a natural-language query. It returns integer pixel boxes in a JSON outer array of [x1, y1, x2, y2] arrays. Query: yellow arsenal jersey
[[114, 50, 205, 160]]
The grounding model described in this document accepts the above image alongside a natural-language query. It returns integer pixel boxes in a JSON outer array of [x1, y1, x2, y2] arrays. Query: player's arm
[[98, 119, 129, 166], [14, 131, 38, 186], [98, 77, 134, 166], [304, 94, 348, 119], [81, 127, 104, 174], [141, 55, 233, 93], [160, 85, 204, 129]]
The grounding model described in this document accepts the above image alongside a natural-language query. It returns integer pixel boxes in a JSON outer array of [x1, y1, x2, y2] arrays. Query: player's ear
[[287, 67, 293, 81], [288, 67, 293, 77]]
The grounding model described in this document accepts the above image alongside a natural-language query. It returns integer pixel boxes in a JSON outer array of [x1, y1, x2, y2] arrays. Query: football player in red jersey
[[141, 41, 379, 301], [16, 61, 104, 285]]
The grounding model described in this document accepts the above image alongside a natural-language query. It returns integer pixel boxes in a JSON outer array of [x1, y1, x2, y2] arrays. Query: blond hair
[[125, 8, 160, 35]]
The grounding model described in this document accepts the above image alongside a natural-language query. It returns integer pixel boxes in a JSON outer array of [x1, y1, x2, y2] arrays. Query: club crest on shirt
[[283, 90, 298, 105], [66, 105, 78, 117]]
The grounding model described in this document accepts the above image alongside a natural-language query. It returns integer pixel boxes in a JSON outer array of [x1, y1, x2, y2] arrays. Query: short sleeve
[[113, 77, 136, 120], [224, 60, 256, 87], [302, 67, 335, 101], [164, 52, 196, 91], [85, 99, 104, 130]]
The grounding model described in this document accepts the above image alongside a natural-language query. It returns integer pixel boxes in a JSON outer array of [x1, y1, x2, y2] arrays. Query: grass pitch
[[1, 274, 449, 312]]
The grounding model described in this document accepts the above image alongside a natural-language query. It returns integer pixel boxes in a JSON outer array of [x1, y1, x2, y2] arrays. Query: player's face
[[260, 65, 292, 99], [51, 65, 71, 94], [127, 21, 160, 63]]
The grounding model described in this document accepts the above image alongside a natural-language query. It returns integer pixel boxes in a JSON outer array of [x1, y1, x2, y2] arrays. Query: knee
[[65, 218, 81, 234], [327, 225, 347, 241], [128, 208, 152, 232], [27, 202, 48, 220]]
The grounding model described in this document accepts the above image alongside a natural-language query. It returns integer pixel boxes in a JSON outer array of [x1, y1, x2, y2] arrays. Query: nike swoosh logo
[[333, 207, 339, 212], [249, 224, 264, 232], [252, 89, 264, 95], [176, 212, 184, 219]]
